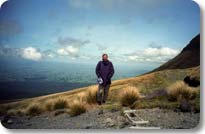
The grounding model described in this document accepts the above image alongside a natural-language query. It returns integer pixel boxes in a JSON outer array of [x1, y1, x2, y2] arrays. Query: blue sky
[[0, 0, 200, 68]]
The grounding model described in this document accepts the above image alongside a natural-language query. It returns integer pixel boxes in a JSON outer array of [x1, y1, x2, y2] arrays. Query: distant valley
[[0, 61, 149, 101]]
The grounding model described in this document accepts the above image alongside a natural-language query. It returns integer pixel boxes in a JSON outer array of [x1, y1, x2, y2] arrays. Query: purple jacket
[[96, 60, 114, 86]]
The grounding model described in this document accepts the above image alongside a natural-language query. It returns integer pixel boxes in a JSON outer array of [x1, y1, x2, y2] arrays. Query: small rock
[[117, 117, 130, 128], [27, 116, 32, 120], [26, 123, 32, 126], [105, 118, 113, 122], [84, 123, 93, 129], [180, 101, 191, 112], [2, 115, 10, 123], [174, 108, 180, 113], [98, 109, 103, 115], [104, 118, 115, 127], [53, 109, 66, 116], [7, 119, 13, 124]]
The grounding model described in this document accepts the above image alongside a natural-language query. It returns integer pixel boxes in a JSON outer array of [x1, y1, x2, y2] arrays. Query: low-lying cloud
[[143, 47, 179, 57], [126, 47, 179, 63], [20, 47, 42, 61], [0, 43, 180, 64], [0, 36, 90, 61]]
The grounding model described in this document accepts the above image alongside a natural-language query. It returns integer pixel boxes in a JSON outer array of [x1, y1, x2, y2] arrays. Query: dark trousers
[[97, 84, 110, 103]]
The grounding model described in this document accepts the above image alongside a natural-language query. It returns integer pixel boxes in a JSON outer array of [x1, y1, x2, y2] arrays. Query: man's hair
[[102, 53, 108, 57]]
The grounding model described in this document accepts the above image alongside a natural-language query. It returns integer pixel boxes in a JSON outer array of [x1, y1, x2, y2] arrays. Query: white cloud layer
[[0, 44, 180, 64], [143, 47, 179, 57], [21, 47, 42, 61], [126, 47, 179, 63]]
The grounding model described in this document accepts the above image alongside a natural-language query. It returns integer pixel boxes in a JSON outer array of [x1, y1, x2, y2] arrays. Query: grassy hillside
[[0, 67, 200, 116]]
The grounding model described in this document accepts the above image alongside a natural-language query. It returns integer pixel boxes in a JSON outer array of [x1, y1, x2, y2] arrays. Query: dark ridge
[[152, 34, 200, 72]]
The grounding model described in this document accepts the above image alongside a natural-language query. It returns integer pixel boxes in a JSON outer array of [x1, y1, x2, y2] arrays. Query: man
[[96, 54, 115, 105]]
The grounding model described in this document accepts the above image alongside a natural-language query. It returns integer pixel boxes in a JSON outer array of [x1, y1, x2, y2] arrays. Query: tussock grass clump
[[6, 109, 25, 116], [26, 104, 43, 116], [6, 109, 18, 116], [189, 66, 200, 81], [76, 92, 86, 102], [166, 81, 198, 101], [69, 100, 87, 117], [53, 99, 68, 110], [7, 109, 24, 115], [120, 86, 141, 107], [85, 86, 98, 104], [44, 101, 54, 111]]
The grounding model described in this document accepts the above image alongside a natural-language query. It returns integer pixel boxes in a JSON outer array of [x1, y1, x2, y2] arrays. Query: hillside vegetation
[[0, 67, 199, 117]]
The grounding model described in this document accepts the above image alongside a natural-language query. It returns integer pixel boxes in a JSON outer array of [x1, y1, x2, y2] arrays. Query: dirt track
[[1, 108, 200, 129]]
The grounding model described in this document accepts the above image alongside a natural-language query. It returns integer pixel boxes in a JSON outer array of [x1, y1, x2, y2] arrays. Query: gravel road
[[1, 108, 200, 129]]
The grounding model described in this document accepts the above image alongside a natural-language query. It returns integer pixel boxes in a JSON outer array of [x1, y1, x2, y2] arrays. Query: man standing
[[96, 54, 115, 105]]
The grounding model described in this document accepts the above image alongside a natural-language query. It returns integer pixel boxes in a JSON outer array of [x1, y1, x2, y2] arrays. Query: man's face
[[102, 55, 108, 61]]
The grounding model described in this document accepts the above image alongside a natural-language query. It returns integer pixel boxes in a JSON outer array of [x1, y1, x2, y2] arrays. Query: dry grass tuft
[[120, 86, 141, 107], [189, 66, 200, 81], [6, 109, 25, 116], [44, 100, 54, 111], [85, 86, 98, 104], [68, 100, 87, 117], [53, 98, 68, 110], [26, 104, 43, 116], [76, 92, 86, 102], [166, 81, 199, 101]]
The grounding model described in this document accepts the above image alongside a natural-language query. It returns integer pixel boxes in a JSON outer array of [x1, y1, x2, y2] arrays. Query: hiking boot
[[97, 101, 102, 105]]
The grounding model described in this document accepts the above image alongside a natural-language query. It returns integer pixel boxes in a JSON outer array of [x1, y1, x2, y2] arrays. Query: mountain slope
[[153, 34, 200, 72]]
